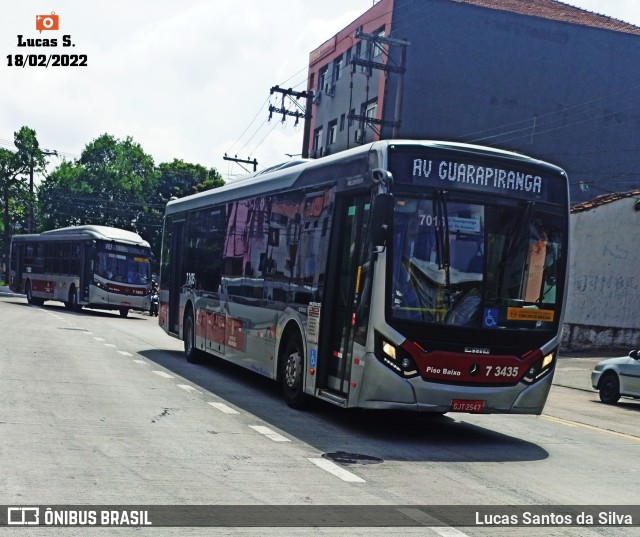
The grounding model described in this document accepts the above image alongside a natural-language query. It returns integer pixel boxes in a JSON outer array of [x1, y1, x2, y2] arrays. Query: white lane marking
[[93, 337, 105, 342], [103, 343, 116, 348], [152, 371, 174, 379], [398, 509, 472, 536], [117, 351, 133, 356], [133, 359, 147, 365], [84, 331, 93, 335], [249, 425, 290, 443], [307, 457, 365, 483], [429, 527, 472, 537], [177, 384, 201, 394], [208, 402, 239, 414]]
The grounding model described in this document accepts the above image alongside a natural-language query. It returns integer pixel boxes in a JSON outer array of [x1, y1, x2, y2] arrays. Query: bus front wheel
[[281, 334, 307, 409], [65, 285, 82, 312]]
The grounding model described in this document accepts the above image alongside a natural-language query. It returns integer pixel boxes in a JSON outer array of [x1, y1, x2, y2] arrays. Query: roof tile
[[451, 0, 640, 36], [571, 189, 640, 212]]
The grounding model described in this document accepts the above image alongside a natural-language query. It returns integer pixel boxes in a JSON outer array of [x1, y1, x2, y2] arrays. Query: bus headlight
[[522, 351, 555, 384], [541, 352, 554, 369], [375, 332, 419, 378], [381, 341, 396, 360]]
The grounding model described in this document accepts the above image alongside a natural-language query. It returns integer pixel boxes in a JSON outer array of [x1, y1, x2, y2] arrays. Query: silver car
[[591, 350, 640, 404]]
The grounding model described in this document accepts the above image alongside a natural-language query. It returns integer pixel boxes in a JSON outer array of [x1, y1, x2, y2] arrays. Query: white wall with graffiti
[[562, 191, 640, 351]]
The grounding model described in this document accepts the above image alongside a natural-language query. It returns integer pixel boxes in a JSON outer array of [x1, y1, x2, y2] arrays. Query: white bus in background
[[9, 225, 152, 317]]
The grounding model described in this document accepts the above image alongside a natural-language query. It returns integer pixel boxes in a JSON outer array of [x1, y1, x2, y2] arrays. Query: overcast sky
[[1, 0, 639, 181]]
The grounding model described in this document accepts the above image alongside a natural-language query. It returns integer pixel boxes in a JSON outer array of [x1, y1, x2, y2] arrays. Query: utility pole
[[223, 154, 258, 173], [391, 43, 408, 139], [350, 29, 410, 139], [269, 85, 314, 158], [29, 148, 57, 233]]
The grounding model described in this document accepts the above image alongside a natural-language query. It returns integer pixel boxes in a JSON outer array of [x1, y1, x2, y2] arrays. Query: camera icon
[[35, 12, 59, 33]]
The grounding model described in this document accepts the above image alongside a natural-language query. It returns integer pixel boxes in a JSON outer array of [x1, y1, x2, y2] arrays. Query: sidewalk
[[0, 285, 22, 297]]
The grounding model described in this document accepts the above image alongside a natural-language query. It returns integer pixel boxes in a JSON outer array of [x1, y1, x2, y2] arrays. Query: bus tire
[[25, 280, 44, 306], [119, 307, 130, 318], [280, 334, 308, 409], [183, 309, 203, 363], [65, 285, 81, 311], [26, 280, 34, 304]]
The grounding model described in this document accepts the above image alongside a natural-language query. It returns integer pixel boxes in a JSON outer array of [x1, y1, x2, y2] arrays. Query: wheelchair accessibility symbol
[[483, 308, 499, 328]]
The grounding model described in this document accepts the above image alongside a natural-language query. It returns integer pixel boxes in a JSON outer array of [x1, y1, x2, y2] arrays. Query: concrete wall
[[562, 197, 640, 350]]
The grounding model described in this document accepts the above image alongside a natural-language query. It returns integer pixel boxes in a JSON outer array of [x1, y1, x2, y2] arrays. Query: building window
[[327, 120, 338, 145], [339, 114, 345, 132], [313, 127, 323, 154], [364, 100, 377, 123], [334, 55, 343, 82], [318, 66, 327, 92], [348, 108, 355, 127]]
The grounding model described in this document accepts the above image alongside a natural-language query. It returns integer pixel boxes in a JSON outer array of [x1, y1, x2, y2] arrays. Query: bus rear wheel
[[119, 307, 129, 318], [280, 334, 308, 409], [25, 280, 44, 306], [184, 310, 203, 363]]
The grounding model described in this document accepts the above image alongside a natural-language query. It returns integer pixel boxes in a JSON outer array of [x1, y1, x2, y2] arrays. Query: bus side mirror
[[371, 193, 393, 247]]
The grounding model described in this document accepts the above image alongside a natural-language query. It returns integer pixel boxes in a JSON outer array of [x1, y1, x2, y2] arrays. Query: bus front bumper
[[356, 352, 553, 414]]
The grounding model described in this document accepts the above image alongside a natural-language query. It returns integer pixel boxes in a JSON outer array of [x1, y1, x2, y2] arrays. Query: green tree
[[37, 135, 224, 266], [38, 133, 157, 232], [155, 159, 224, 201], [1, 126, 46, 278], [15, 126, 49, 233], [137, 159, 224, 264], [37, 159, 88, 228]]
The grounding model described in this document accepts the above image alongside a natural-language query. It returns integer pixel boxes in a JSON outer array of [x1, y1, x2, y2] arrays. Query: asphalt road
[[0, 293, 638, 537]]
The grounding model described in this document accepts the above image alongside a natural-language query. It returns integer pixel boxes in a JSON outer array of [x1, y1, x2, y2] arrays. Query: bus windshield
[[390, 193, 564, 330], [96, 249, 151, 285]]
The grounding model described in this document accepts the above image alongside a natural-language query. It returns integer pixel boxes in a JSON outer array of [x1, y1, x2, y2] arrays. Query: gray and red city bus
[[10, 225, 152, 317], [159, 140, 569, 413]]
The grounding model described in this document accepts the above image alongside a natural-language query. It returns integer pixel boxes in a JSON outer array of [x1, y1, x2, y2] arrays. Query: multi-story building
[[305, 0, 640, 203]]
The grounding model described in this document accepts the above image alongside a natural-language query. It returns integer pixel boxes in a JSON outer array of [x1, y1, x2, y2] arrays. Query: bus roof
[[165, 140, 565, 216], [12, 225, 150, 247]]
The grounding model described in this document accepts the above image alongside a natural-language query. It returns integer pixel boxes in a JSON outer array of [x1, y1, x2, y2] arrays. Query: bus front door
[[321, 193, 370, 397]]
